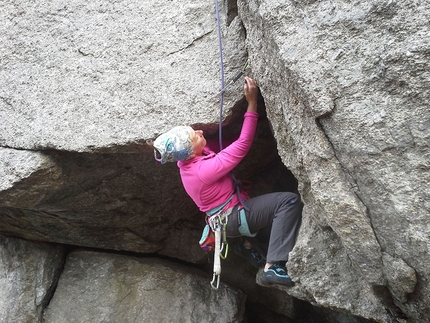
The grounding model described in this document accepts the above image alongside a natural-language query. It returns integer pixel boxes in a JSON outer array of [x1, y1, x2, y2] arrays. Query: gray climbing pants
[[226, 192, 302, 263]]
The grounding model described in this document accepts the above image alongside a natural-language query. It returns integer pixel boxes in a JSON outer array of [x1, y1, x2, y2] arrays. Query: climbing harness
[[206, 193, 234, 217], [200, 193, 234, 252]]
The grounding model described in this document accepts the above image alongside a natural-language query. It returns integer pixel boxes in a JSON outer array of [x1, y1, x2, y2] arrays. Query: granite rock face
[[43, 251, 245, 323], [0, 0, 429, 322], [239, 0, 429, 322], [0, 0, 245, 151], [0, 235, 65, 323]]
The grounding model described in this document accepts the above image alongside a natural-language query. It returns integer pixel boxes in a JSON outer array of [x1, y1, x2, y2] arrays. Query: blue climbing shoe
[[260, 263, 294, 286], [234, 243, 265, 268]]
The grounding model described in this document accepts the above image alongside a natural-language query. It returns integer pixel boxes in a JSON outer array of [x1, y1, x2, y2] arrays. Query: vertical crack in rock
[[39, 247, 68, 321], [316, 97, 420, 323], [314, 114, 412, 317], [313, 104, 386, 290], [315, 114, 380, 235], [0, 235, 67, 322]]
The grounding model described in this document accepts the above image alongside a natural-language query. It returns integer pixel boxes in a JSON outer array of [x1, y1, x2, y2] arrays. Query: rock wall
[[1, 0, 429, 322], [43, 250, 245, 323], [0, 236, 246, 323], [0, 235, 65, 323], [237, 0, 429, 321]]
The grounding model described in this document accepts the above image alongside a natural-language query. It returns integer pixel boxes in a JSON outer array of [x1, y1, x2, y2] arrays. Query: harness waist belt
[[206, 193, 234, 216]]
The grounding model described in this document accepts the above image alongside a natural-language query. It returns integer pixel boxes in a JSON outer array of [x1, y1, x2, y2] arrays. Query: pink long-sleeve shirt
[[177, 112, 258, 213]]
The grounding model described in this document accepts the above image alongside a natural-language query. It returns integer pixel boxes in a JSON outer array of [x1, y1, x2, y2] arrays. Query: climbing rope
[[211, 0, 226, 290], [215, 0, 225, 151], [214, 0, 250, 212], [211, 0, 251, 290]]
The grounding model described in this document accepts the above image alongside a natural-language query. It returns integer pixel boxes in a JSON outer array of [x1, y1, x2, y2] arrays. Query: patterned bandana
[[153, 126, 195, 164]]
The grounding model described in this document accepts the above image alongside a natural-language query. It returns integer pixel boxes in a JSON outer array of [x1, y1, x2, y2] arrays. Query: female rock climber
[[152, 77, 302, 286]]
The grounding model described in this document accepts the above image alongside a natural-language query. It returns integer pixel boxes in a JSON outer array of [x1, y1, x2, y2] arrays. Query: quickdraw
[[208, 211, 229, 290]]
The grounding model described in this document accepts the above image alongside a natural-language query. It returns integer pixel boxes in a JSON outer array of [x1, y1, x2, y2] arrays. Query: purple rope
[[215, 0, 225, 151], [214, 0, 250, 211]]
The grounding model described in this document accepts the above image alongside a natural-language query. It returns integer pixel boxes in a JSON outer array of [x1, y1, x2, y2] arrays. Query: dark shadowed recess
[[192, 92, 299, 199], [245, 300, 379, 323]]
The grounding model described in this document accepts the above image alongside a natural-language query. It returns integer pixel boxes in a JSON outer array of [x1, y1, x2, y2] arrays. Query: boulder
[[0, 235, 65, 323], [239, 0, 429, 321], [44, 250, 245, 323], [0, 0, 245, 151]]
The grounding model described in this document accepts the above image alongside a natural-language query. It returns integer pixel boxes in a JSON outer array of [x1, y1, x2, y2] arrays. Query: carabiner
[[220, 242, 229, 260], [211, 273, 220, 290]]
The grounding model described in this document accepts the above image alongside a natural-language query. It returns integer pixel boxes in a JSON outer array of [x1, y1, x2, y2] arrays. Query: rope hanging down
[[215, 0, 225, 151], [211, 0, 251, 290], [214, 0, 250, 212], [211, 0, 226, 291]]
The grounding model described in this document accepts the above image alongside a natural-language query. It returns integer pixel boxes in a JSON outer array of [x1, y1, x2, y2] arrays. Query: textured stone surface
[[0, 148, 207, 263], [0, 0, 429, 322], [44, 250, 245, 323], [382, 253, 418, 317], [286, 215, 387, 322], [238, 0, 429, 322], [0, 235, 65, 323], [0, 0, 245, 151]]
